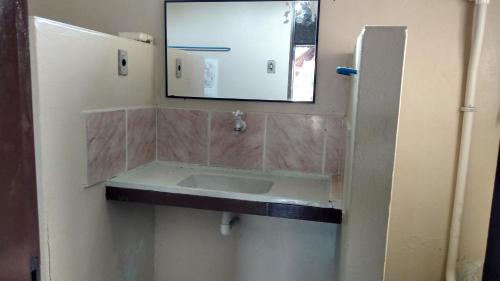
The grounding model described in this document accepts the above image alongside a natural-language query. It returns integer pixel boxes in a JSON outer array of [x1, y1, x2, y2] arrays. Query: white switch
[[267, 60, 276, 74], [118, 49, 128, 76], [176, 58, 182, 78]]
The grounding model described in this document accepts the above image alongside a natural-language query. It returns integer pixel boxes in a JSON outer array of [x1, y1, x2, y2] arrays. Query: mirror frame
[[164, 0, 321, 103]]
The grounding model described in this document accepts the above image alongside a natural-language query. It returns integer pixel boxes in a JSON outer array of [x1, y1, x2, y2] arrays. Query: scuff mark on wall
[[457, 259, 483, 281], [121, 265, 137, 281], [120, 239, 145, 281]]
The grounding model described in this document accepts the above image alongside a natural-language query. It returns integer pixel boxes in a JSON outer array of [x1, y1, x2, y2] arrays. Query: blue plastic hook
[[336, 67, 358, 76]]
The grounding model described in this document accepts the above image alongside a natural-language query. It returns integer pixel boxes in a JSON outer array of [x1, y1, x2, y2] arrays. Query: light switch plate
[[175, 58, 182, 78], [118, 49, 128, 76], [267, 60, 276, 74]]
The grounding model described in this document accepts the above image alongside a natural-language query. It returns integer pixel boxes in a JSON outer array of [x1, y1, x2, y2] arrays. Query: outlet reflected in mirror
[[164, 0, 320, 102]]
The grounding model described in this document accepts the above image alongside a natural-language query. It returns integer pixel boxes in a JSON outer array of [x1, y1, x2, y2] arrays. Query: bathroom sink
[[177, 174, 273, 194]]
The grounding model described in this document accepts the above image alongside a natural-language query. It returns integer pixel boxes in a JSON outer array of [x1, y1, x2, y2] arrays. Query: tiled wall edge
[[321, 122, 328, 174], [156, 107, 345, 175], [84, 106, 346, 179], [207, 111, 212, 165], [126, 107, 157, 170], [81, 106, 154, 114], [82, 105, 156, 114], [124, 110, 129, 170], [155, 107, 345, 118], [262, 114, 268, 171], [155, 107, 158, 161], [82, 106, 156, 187], [156, 105, 345, 117], [81, 112, 90, 188]]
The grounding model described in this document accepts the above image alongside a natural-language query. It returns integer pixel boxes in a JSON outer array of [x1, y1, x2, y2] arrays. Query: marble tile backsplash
[[325, 115, 346, 175], [157, 108, 209, 164], [157, 108, 346, 175], [85, 110, 126, 185], [127, 108, 156, 170], [266, 114, 325, 173], [85, 107, 156, 185], [85, 106, 345, 185], [210, 112, 265, 169]]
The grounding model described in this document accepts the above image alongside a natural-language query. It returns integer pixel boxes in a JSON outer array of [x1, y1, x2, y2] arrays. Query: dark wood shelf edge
[[106, 186, 342, 224]]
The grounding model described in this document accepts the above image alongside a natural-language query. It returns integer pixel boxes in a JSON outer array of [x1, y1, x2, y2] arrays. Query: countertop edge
[[105, 186, 343, 224]]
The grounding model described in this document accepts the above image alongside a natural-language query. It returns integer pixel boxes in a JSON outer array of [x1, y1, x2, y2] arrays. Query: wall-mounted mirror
[[164, 0, 320, 102]]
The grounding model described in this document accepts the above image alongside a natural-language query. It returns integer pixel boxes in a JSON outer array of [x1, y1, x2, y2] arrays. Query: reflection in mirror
[[165, 0, 320, 102]]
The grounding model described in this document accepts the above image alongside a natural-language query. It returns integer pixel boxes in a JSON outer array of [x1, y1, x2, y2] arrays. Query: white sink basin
[[177, 174, 273, 194]]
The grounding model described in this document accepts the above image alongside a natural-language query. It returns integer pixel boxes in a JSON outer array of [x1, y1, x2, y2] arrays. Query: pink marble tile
[[127, 108, 156, 170], [157, 108, 208, 164], [210, 112, 265, 169], [325, 115, 346, 175], [86, 110, 126, 185], [330, 174, 343, 204], [265, 114, 325, 173]]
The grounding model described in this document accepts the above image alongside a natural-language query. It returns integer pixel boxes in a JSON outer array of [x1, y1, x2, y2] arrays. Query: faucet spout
[[233, 110, 247, 134]]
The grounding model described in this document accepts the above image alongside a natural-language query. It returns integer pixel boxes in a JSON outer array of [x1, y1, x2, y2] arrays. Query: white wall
[[155, 207, 337, 281], [30, 17, 155, 281], [166, 2, 292, 100], [167, 49, 205, 97]]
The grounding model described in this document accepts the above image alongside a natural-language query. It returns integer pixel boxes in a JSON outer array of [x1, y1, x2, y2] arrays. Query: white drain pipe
[[220, 212, 238, 236], [446, 1, 489, 280]]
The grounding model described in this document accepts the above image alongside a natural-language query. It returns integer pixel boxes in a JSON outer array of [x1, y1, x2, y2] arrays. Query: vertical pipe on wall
[[445, 1, 489, 280]]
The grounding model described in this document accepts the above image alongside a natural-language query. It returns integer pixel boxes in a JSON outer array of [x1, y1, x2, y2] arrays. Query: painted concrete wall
[[28, 0, 500, 280], [154, 207, 337, 281], [453, 8, 500, 280], [383, 3, 500, 280], [30, 18, 155, 281], [337, 26, 406, 281]]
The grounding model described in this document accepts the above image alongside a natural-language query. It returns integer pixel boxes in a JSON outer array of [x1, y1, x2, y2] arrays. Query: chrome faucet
[[233, 110, 247, 134]]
